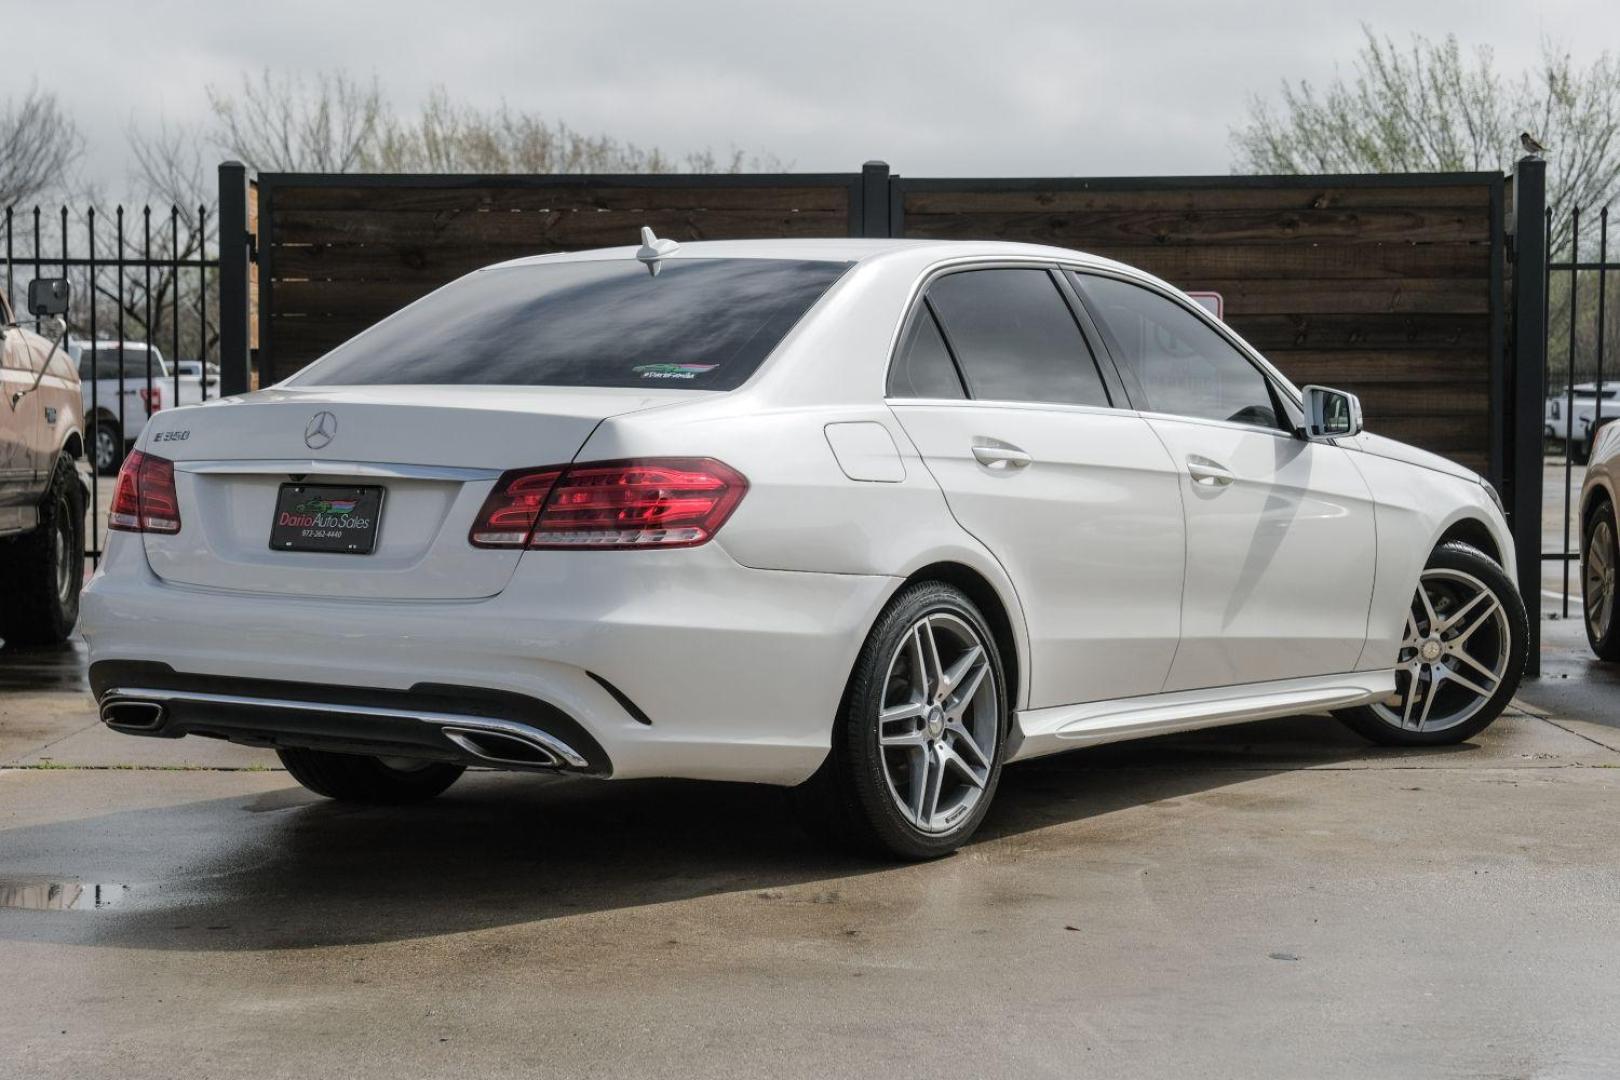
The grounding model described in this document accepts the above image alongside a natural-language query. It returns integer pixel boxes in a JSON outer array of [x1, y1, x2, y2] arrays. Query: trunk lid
[[138, 386, 697, 600]]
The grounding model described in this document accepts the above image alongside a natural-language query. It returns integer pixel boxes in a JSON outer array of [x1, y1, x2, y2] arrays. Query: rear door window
[[887, 305, 966, 399], [290, 258, 852, 390], [925, 268, 1110, 407]]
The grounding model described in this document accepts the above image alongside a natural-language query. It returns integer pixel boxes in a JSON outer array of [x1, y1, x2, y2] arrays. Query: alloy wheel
[[95, 425, 119, 473], [52, 508, 73, 608], [1370, 568, 1512, 733], [877, 612, 999, 834], [1586, 519, 1616, 641]]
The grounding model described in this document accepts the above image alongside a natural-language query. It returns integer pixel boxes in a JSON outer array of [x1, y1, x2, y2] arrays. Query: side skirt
[[1008, 670, 1395, 762]]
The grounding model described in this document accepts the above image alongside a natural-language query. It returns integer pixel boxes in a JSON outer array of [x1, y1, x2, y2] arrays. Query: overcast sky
[[9, 0, 1619, 195]]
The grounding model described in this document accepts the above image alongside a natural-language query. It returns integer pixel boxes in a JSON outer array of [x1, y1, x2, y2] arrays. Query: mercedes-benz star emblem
[[304, 411, 338, 450]]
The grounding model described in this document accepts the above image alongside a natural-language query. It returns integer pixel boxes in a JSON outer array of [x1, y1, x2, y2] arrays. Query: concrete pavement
[[3, 628, 1620, 1079]]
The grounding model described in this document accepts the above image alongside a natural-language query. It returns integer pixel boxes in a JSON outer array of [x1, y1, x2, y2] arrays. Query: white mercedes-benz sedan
[[80, 236, 1527, 859]]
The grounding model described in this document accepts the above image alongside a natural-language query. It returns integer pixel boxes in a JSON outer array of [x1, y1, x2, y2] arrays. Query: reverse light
[[138, 386, 163, 415], [108, 450, 181, 534], [469, 457, 747, 550]]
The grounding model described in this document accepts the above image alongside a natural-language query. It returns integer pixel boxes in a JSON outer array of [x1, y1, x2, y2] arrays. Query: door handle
[[1186, 458, 1234, 487], [972, 443, 1033, 469]]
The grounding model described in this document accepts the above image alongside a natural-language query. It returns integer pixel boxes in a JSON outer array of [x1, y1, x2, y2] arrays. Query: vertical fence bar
[[1597, 208, 1610, 437], [116, 207, 126, 471], [172, 207, 181, 410], [1510, 156, 1547, 675], [4, 207, 12, 301], [88, 207, 99, 564], [143, 207, 154, 422], [217, 162, 251, 396], [1564, 210, 1580, 617], [198, 204, 209, 402]]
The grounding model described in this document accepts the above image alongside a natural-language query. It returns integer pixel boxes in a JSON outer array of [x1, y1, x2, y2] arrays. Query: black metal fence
[[1543, 203, 1618, 620], [2, 202, 220, 564]]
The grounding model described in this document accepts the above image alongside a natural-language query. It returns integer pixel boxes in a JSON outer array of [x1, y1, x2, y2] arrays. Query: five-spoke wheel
[[1338, 542, 1526, 746], [797, 581, 1007, 860], [877, 612, 998, 834]]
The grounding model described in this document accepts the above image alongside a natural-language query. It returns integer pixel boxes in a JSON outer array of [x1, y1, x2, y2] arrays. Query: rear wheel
[[277, 747, 464, 804], [90, 415, 123, 475], [796, 582, 1007, 860], [1337, 542, 1526, 746], [1583, 499, 1620, 660], [0, 456, 84, 648]]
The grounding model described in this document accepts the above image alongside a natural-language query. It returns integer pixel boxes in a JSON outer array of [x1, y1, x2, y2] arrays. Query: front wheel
[[1582, 499, 1620, 660], [277, 747, 464, 804], [796, 582, 1007, 860], [1337, 542, 1527, 746], [0, 455, 84, 648]]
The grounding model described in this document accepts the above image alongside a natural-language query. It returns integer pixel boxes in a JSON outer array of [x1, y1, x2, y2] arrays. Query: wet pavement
[[3, 625, 1620, 1078]]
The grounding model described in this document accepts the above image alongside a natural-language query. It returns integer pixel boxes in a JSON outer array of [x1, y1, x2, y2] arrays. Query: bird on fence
[[1521, 132, 1550, 157]]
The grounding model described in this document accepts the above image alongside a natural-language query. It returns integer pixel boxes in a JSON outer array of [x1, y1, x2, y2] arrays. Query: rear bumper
[[80, 536, 897, 785]]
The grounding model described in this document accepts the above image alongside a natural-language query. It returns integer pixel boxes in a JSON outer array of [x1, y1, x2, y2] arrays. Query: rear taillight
[[138, 386, 162, 415], [469, 457, 747, 550], [108, 450, 181, 534]]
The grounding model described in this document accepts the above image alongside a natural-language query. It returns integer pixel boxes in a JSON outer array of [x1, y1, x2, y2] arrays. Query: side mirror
[[28, 277, 70, 318], [1300, 385, 1363, 441]]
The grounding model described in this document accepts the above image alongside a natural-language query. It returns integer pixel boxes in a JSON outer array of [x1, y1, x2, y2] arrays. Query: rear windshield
[[79, 349, 170, 379], [288, 257, 853, 390]]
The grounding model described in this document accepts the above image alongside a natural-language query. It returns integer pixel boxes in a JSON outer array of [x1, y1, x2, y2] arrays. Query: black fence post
[[860, 161, 891, 239], [1509, 155, 1547, 675], [217, 161, 252, 396]]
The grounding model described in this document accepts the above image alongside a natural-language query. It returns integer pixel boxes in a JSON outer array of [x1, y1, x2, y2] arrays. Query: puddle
[[0, 880, 128, 911]]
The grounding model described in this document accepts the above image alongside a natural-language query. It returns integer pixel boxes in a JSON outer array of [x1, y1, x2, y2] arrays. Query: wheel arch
[[1435, 516, 1504, 566], [1581, 476, 1616, 533], [894, 559, 1027, 714]]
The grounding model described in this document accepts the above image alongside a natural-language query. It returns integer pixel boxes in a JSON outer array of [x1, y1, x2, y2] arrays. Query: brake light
[[138, 386, 162, 415], [108, 450, 181, 534], [469, 457, 747, 550]]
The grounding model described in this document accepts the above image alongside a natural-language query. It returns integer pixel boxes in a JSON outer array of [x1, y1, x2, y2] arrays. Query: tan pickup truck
[[1, 278, 86, 647]]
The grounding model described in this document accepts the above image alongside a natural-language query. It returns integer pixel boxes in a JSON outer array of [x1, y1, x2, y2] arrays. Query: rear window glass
[[78, 349, 169, 379], [289, 258, 852, 390]]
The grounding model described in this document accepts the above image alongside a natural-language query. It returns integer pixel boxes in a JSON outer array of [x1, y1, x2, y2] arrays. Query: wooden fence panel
[[259, 174, 862, 380], [256, 169, 1503, 474], [897, 175, 1504, 472]]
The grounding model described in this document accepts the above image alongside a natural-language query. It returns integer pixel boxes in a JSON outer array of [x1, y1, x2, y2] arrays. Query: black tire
[[0, 455, 84, 648], [1336, 541, 1527, 747], [90, 415, 124, 475], [795, 581, 1008, 861], [1573, 435, 1593, 466], [276, 747, 464, 804], [1582, 497, 1620, 660]]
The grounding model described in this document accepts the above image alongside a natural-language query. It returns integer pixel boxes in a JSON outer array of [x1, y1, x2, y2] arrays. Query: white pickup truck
[[72, 341, 205, 473]]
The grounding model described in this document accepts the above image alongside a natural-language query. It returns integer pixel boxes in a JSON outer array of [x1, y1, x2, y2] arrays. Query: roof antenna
[[636, 226, 679, 276]]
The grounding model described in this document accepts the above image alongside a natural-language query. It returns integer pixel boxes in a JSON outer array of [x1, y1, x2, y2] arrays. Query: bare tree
[[1234, 29, 1620, 396], [1231, 28, 1620, 255], [366, 86, 782, 175], [0, 84, 83, 206], [206, 69, 386, 172]]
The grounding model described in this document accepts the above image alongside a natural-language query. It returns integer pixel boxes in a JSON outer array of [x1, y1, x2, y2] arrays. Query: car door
[[887, 265, 1186, 708], [0, 298, 42, 511], [1070, 271, 1377, 691]]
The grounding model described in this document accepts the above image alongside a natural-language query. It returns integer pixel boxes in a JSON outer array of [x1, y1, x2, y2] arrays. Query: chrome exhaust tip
[[442, 727, 564, 768], [100, 699, 167, 731]]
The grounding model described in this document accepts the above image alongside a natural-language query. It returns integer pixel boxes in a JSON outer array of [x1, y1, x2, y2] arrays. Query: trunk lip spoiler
[[172, 459, 502, 481]]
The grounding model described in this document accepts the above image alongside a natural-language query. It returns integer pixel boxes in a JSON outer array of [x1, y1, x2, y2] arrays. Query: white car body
[[80, 239, 1514, 789]]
